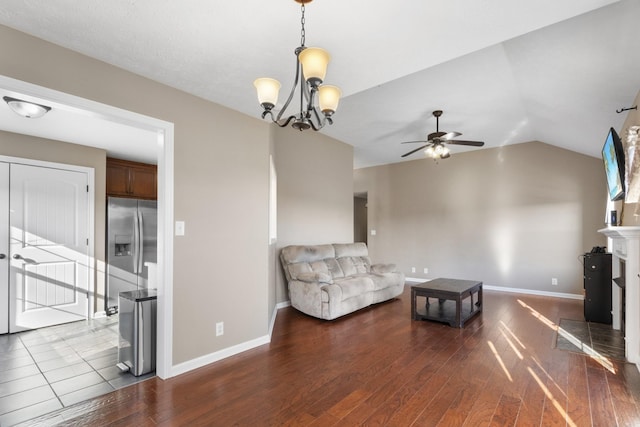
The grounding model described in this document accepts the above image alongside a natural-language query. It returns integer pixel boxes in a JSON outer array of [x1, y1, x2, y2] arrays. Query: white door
[[8, 163, 89, 332], [0, 162, 8, 334]]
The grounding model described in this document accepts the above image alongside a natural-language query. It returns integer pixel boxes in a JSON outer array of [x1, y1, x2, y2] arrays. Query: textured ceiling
[[0, 0, 637, 168]]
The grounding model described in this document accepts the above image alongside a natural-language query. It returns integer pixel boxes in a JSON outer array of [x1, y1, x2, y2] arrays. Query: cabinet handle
[[0, 254, 5, 259]]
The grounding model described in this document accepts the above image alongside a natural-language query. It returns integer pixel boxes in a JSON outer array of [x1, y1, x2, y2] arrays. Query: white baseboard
[[269, 301, 290, 337], [92, 311, 107, 319], [405, 277, 430, 283], [170, 334, 271, 378], [405, 278, 583, 300], [171, 301, 293, 378], [483, 285, 583, 300], [276, 301, 291, 310]]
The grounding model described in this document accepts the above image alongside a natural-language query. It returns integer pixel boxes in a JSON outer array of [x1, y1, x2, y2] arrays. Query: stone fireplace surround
[[599, 226, 640, 366]]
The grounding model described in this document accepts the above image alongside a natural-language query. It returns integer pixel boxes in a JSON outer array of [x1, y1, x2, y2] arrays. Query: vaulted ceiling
[[0, 0, 638, 168]]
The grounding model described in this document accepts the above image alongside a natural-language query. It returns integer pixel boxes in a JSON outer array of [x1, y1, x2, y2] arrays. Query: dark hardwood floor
[[19, 287, 640, 426]]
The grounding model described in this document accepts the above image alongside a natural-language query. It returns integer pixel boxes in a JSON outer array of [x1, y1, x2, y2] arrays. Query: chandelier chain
[[300, 4, 306, 47]]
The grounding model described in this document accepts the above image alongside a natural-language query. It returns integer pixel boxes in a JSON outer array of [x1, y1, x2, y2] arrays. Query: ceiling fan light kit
[[3, 96, 51, 119], [253, 0, 341, 131], [400, 110, 484, 160]]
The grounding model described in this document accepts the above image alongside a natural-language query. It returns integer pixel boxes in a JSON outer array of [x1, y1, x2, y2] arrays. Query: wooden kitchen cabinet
[[106, 157, 157, 200]]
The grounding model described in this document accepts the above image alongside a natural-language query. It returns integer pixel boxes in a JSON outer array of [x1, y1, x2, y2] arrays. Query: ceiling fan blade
[[401, 144, 430, 158], [428, 131, 447, 140], [442, 131, 462, 140], [400, 140, 430, 144], [447, 140, 485, 147]]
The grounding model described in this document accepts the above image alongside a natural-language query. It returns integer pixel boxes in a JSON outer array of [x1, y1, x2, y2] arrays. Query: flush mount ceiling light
[[3, 96, 51, 118], [254, 0, 341, 131]]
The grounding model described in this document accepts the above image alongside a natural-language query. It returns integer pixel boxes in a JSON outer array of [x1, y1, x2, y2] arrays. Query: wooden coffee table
[[411, 278, 483, 328]]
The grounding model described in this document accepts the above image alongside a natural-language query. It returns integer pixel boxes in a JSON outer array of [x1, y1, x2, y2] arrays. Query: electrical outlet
[[411, 267, 416, 273], [551, 278, 558, 286], [423, 268, 428, 274], [216, 322, 224, 336]]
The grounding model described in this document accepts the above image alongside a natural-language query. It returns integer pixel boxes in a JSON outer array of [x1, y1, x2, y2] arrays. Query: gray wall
[[0, 24, 270, 365], [355, 141, 607, 295], [0, 23, 356, 366], [273, 125, 354, 303]]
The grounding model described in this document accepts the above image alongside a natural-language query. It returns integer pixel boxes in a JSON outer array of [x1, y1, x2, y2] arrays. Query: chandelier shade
[[318, 85, 341, 114], [253, 78, 281, 109], [254, 0, 340, 131], [298, 47, 330, 86]]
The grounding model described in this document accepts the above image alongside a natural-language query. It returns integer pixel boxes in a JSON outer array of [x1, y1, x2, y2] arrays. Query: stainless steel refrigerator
[[106, 197, 157, 315]]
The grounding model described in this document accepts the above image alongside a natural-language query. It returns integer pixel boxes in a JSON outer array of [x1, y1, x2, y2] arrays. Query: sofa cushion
[[365, 271, 405, 291], [338, 256, 371, 276], [281, 245, 345, 281], [281, 244, 335, 263], [334, 243, 371, 276], [334, 242, 368, 257], [297, 272, 333, 284], [323, 258, 345, 279], [371, 263, 397, 274], [333, 276, 374, 300]]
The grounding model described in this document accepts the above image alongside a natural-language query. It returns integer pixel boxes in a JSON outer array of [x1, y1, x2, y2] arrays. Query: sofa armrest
[[289, 280, 325, 318], [296, 272, 333, 284], [371, 263, 397, 274]]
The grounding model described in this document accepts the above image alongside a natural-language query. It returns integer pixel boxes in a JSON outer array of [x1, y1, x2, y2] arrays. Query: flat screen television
[[602, 127, 625, 201]]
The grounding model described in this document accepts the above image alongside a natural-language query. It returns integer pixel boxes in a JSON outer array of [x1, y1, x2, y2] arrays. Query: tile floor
[[0, 316, 154, 426], [556, 318, 626, 360]]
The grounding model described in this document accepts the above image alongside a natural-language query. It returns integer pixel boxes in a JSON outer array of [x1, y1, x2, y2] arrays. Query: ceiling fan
[[400, 110, 484, 159]]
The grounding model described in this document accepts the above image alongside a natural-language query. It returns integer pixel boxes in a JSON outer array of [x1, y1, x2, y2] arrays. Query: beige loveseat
[[280, 243, 405, 320]]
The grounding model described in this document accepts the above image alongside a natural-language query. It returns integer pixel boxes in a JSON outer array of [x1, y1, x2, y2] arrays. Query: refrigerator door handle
[[136, 301, 145, 375], [137, 209, 144, 274], [133, 207, 140, 274]]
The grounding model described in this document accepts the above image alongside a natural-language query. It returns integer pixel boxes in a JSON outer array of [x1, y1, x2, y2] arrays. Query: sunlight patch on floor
[[529, 355, 567, 399], [518, 299, 617, 374], [557, 326, 615, 373], [488, 340, 513, 382], [517, 299, 557, 331], [500, 320, 527, 349], [528, 366, 577, 427]]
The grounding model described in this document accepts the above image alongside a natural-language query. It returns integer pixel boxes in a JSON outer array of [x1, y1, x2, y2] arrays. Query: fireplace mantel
[[599, 226, 640, 365]]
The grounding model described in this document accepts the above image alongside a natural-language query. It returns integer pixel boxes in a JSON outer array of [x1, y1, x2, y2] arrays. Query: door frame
[[0, 75, 175, 380], [0, 156, 95, 324]]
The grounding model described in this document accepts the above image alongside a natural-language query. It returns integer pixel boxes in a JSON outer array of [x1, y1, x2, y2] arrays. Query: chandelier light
[[254, 0, 341, 131]]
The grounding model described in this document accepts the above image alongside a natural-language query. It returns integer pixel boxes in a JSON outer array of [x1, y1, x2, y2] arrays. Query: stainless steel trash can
[[118, 289, 157, 376]]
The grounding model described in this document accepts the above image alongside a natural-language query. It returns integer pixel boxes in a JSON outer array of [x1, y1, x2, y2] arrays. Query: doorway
[[0, 75, 174, 379], [0, 159, 93, 334], [354, 192, 368, 244]]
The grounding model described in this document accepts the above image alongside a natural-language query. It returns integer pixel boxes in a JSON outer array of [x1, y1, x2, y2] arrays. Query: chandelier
[[253, 0, 341, 131]]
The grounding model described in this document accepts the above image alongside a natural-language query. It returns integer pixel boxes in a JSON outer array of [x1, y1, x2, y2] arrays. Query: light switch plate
[[175, 221, 185, 236]]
